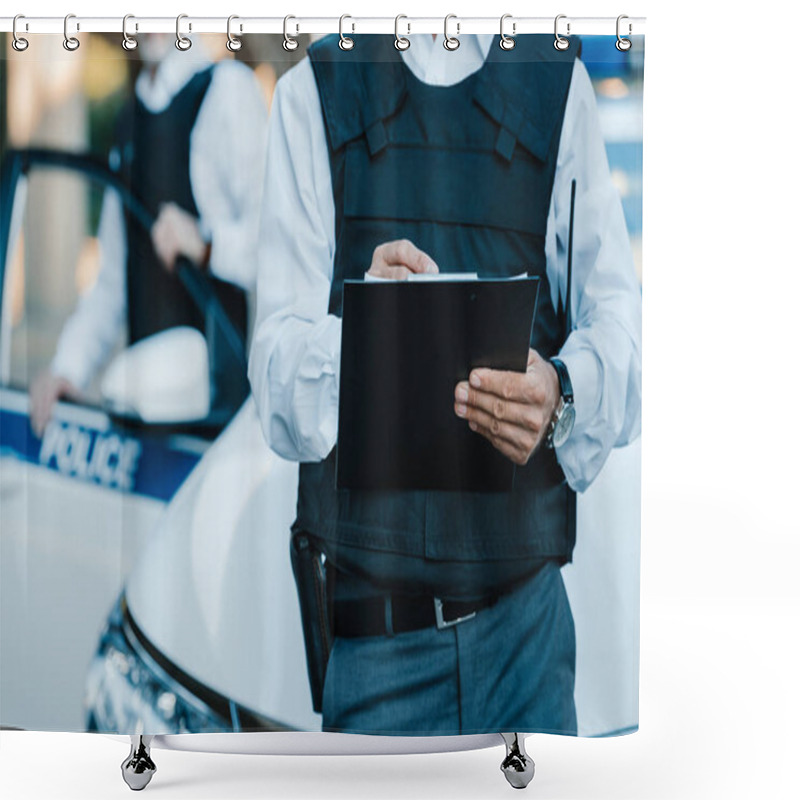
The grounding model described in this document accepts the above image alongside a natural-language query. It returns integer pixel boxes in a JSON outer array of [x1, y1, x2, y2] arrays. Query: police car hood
[[124, 398, 318, 730]]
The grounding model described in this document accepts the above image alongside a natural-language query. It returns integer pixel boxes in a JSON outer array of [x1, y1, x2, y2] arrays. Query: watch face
[[552, 403, 576, 448]]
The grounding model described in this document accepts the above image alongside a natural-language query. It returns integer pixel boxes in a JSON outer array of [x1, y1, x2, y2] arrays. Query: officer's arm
[[189, 61, 269, 291], [248, 59, 341, 462], [49, 187, 128, 392], [546, 58, 643, 492], [32, 188, 128, 435]]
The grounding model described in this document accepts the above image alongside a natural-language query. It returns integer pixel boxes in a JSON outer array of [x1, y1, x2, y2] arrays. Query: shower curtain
[[0, 27, 643, 740]]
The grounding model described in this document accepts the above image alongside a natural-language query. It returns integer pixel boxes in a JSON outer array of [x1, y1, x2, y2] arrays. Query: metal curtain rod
[[0, 15, 646, 36]]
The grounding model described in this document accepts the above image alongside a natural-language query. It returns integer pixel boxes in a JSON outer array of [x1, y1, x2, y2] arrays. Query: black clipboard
[[336, 277, 540, 492]]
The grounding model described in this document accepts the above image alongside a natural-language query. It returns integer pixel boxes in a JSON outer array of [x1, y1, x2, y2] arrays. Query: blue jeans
[[321, 561, 577, 736]]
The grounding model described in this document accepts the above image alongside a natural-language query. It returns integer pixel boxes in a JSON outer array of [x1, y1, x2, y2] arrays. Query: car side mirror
[[101, 326, 210, 423]]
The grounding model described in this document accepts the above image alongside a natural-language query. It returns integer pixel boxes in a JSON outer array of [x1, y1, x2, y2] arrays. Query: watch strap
[[549, 357, 573, 404]]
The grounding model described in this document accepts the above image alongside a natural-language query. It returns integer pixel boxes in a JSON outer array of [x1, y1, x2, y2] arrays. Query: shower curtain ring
[[122, 15, 138, 51], [499, 14, 516, 50], [616, 15, 632, 51], [283, 15, 299, 51], [63, 13, 80, 51], [176, 14, 192, 51], [339, 15, 355, 50], [554, 14, 570, 51], [227, 15, 242, 52], [394, 15, 410, 51], [443, 14, 460, 51], [12, 15, 29, 52]]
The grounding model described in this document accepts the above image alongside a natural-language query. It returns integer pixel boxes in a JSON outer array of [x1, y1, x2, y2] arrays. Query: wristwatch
[[546, 358, 575, 449]]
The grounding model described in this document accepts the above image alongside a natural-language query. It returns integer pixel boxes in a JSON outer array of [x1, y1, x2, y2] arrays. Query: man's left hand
[[454, 349, 561, 466], [151, 203, 208, 272]]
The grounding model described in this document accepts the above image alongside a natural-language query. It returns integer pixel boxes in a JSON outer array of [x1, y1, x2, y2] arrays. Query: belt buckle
[[434, 597, 477, 630]]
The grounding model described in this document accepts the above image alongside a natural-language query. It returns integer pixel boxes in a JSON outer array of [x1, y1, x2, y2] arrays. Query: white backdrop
[[2, 1, 799, 799]]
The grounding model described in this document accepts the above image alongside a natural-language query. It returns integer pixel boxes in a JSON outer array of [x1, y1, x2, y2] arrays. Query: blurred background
[[581, 35, 644, 279], [0, 33, 309, 402]]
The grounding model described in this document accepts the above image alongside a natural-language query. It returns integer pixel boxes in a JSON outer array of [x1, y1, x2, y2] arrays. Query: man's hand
[[454, 349, 561, 466], [151, 203, 208, 272], [367, 239, 438, 280], [29, 370, 79, 438]]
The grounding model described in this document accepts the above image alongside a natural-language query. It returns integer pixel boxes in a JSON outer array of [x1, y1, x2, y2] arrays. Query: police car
[[0, 148, 315, 734]]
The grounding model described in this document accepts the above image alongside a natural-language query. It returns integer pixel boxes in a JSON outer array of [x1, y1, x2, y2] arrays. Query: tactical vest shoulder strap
[[308, 35, 407, 154], [112, 64, 215, 184], [178, 64, 215, 128], [474, 35, 579, 163]]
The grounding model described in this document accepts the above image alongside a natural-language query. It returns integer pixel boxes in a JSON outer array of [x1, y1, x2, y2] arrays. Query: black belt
[[332, 591, 501, 638], [120, 593, 291, 732]]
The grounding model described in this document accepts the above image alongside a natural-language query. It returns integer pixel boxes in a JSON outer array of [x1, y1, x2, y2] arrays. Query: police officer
[[249, 32, 642, 735], [30, 34, 267, 436]]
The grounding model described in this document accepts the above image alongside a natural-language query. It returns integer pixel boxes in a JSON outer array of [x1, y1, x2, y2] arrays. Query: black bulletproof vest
[[299, 35, 578, 575], [117, 66, 248, 416]]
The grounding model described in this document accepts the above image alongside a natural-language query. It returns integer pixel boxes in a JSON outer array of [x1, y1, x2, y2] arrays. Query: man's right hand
[[367, 239, 439, 280], [29, 370, 78, 438]]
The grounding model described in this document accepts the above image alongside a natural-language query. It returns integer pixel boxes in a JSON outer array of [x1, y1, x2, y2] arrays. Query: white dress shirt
[[249, 34, 642, 493], [51, 41, 268, 391]]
